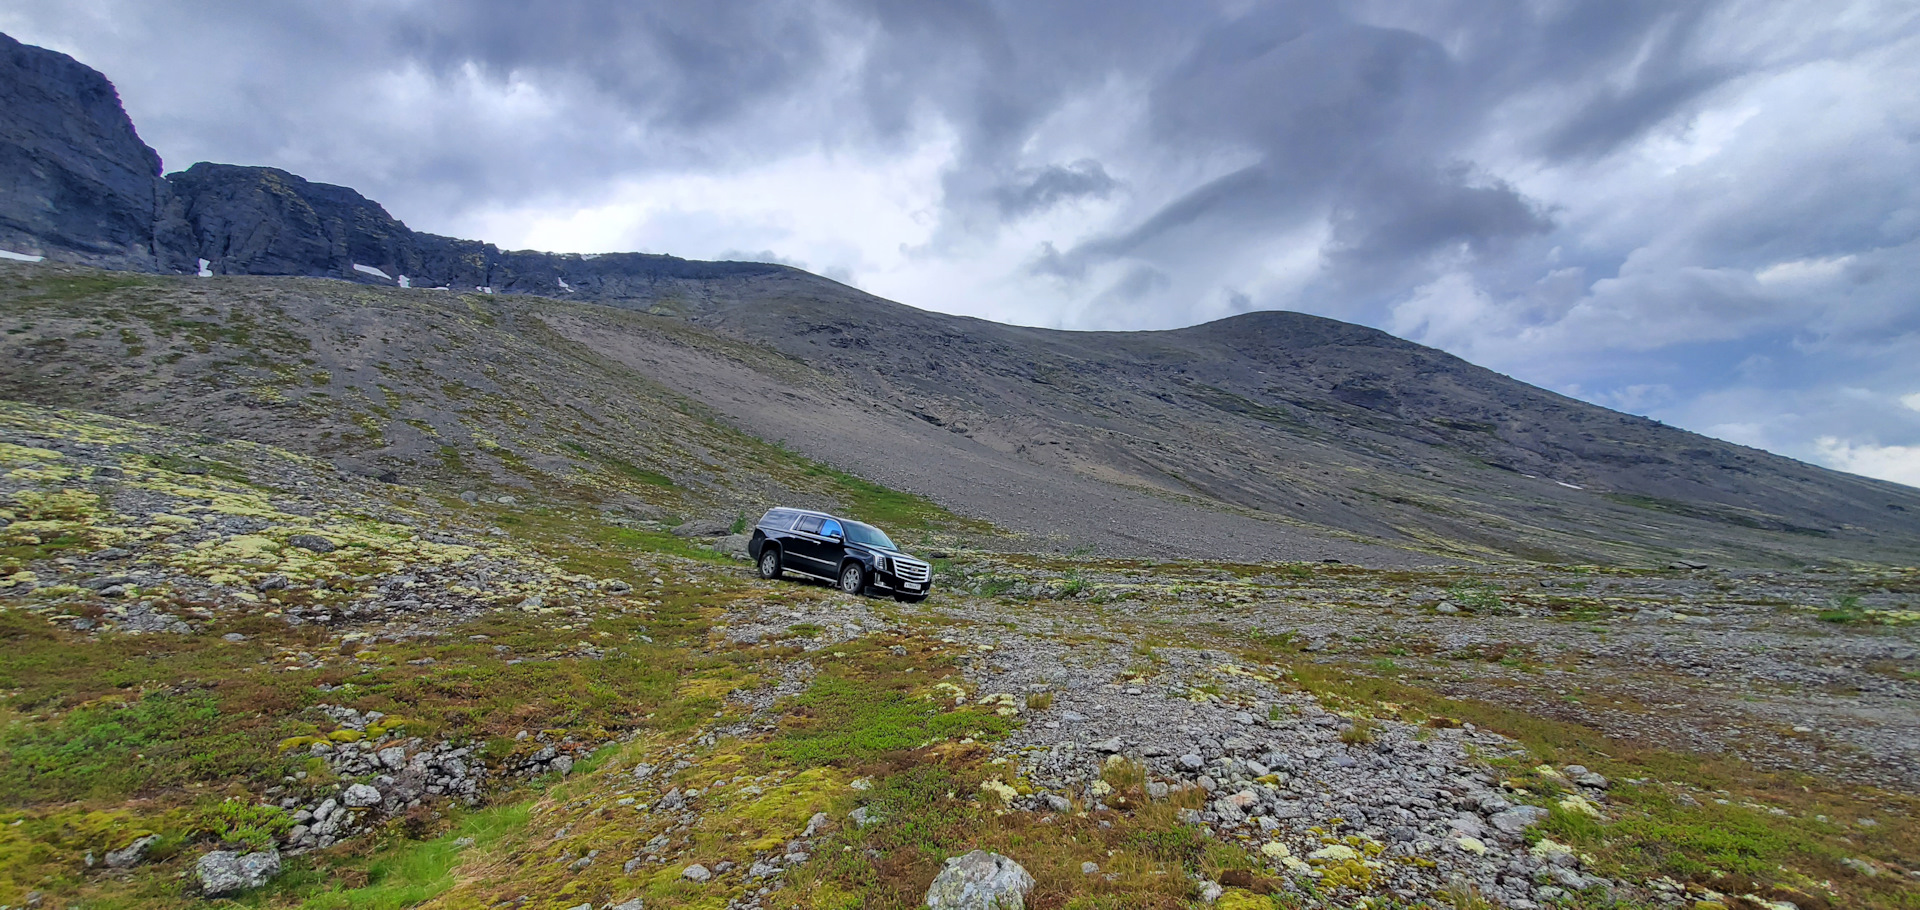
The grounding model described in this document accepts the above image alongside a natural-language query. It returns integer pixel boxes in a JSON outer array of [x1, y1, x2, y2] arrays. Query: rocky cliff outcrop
[[0, 32, 190, 269], [0, 32, 791, 294], [164, 161, 791, 293]]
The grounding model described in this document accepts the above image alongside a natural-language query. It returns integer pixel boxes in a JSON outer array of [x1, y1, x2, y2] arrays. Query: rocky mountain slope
[[545, 279, 1920, 566], [0, 261, 995, 556], [3, 31, 1915, 568]]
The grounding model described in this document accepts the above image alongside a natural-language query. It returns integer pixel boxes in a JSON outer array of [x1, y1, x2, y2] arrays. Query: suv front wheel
[[757, 548, 784, 580], [838, 562, 867, 596]]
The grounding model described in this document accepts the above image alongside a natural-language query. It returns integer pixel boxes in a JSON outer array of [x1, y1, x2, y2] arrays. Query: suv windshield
[[843, 520, 896, 551]]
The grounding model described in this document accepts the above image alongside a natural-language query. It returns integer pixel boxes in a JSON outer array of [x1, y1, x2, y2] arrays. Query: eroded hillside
[[0, 262, 989, 553], [538, 274, 1920, 567]]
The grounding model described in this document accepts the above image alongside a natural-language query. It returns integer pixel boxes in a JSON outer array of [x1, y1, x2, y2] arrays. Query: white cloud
[[1591, 384, 1675, 414], [1814, 437, 1920, 488], [1755, 254, 1855, 286]]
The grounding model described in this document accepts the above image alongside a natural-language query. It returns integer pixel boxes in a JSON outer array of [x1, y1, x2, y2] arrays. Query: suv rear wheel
[[757, 548, 783, 580], [838, 562, 867, 596]]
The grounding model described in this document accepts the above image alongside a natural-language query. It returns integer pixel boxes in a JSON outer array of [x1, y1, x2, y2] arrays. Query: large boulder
[[342, 783, 383, 808], [1488, 804, 1550, 836], [924, 850, 1035, 910], [196, 849, 282, 896], [104, 833, 160, 869]]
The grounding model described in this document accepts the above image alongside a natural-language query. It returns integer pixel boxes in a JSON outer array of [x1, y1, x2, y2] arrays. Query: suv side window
[[761, 509, 794, 529], [820, 519, 843, 539], [795, 515, 823, 534]]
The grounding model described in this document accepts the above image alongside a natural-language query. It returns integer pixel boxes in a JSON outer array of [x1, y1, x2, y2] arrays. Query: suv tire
[[757, 548, 784, 580], [838, 562, 867, 596]]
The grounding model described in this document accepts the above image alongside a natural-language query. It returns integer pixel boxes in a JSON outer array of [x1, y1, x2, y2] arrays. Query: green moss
[[4, 272, 153, 304], [718, 766, 846, 852], [589, 525, 734, 565], [289, 802, 530, 910], [197, 799, 292, 851], [0, 691, 289, 804], [559, 439, 676, 489], [0, 804, 194, 903], [771, 671, 1013, 768]]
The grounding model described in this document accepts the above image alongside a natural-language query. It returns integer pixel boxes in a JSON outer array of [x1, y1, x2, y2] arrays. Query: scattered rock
[[682, 863, 712, 883], [1842, 857, 1879, 877], [1564, 765, 1609, 789], [104, 834, 159, 869], [923, 850, 1035, 910], [342, 783, 382, 808], [196, 849, 282, 896], [1488, 805, 1550, 836], [288, 534, 337, 553]]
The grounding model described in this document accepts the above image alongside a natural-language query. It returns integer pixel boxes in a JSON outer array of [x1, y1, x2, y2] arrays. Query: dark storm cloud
[[1325, 166, 1555, 284], [0, 1, 1757, 272], [992, 160, 1120, 218], [387, 2, 838, 131]]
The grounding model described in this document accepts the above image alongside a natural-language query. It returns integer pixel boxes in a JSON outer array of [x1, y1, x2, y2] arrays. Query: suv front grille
[[892, 558, 931, 584]]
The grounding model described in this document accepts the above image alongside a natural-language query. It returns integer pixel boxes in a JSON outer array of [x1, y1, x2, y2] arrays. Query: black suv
[[748, 508, 933, 602]]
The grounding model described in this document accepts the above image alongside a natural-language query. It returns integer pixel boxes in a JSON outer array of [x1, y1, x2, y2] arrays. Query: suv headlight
[[872, 552, 891, 573]]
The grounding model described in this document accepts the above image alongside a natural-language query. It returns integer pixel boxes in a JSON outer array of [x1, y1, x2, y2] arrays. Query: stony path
[[910, 598, 1610, 909], [949, 557, 1920, 793]]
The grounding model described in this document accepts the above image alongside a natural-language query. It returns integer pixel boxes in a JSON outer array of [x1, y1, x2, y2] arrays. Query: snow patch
[[352, 263, 393, 281], [1555, 481, 1583, 490], [197, 258, 213, 277], [0, 249, 44, 262], [397, 275, 410, 289], [557, 276, 572, 291], [476, 286, 494, 295]]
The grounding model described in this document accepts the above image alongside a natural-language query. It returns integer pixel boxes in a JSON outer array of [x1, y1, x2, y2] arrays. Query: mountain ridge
[[2, 31, 1917, 567]]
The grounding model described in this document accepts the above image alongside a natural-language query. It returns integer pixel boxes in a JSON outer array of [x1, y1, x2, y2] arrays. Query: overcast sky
[[6, 1, 1919, 486]]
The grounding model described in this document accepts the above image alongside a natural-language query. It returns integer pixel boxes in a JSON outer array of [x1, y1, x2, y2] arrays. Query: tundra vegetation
[[0, 263, 1913, 909]]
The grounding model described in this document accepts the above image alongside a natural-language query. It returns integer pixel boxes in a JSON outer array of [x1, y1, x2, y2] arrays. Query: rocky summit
[[0, 31, 1916, 910]]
